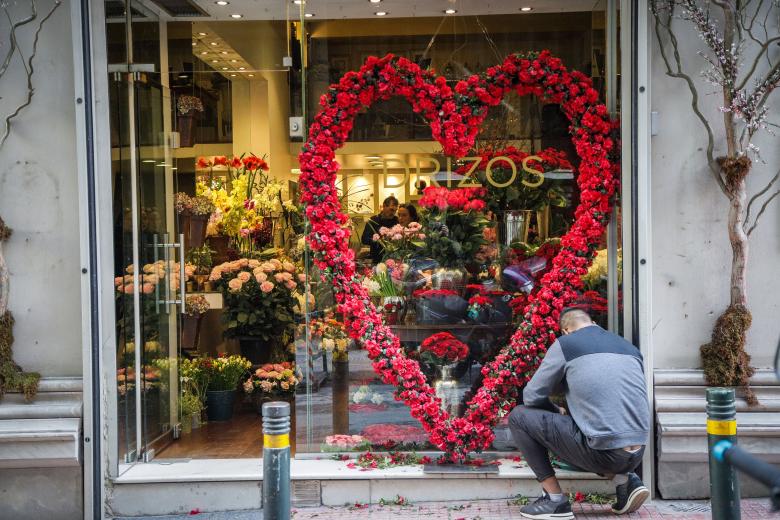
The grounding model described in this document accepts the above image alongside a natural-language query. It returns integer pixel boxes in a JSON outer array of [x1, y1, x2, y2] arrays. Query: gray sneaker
[[519, 492, 574, 520]]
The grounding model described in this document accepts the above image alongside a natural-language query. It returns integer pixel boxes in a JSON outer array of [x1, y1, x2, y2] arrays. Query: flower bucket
[[177, 114, 196, 147], [206, 389, 236, 421], [238, 337, 276, 366], [207, 235, 230, 264], [178, 214, 209, 250]]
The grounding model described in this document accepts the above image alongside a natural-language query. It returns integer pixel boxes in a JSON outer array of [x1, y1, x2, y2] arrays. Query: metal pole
[[263, 401, 291, 520], [707, 387, 740, 520]]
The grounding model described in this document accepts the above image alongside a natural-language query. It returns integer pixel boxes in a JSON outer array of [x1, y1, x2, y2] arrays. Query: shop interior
[[108, 0, 622, 466]]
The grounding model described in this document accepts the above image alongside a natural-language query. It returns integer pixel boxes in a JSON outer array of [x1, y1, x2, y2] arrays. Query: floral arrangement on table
[[184, 294, 210, 317], [196, 154, 299, 252], [177, 95, 203, 116], [174, 192, 215, 216], [371, 222, 425, 261], [202, 354, 251, 391], [418, 186, 491, 268], [297, 52, 618, 461], [209, 258, 301, 353], [242, 361, 299, 397], [321, 434, 371, 453], [460, 146, 571, 214], [418, 332, 469, 366]]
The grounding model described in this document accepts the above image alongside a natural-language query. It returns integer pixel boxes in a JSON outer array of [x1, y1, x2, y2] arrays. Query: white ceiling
[[185, 0, 607, 21]]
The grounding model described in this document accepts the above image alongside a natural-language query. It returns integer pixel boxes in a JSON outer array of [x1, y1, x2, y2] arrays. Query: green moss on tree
[[700, 304, 756, 404]]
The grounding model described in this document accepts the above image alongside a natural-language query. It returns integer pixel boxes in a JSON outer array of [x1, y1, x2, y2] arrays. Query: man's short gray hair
[[559, 307, 593, 331]]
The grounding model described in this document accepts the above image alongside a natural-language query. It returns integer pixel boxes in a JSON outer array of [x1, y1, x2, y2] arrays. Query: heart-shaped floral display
[[299, 51, 618, 462]]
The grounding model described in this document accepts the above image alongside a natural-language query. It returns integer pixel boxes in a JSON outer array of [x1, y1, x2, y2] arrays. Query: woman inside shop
[[397, 203, 418, 226]]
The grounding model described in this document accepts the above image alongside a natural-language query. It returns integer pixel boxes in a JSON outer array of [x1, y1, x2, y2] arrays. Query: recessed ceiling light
[[200, 51, 208, 55], [230, 74, 237, 77], [221, 51, 229, 55], [198, 32, 208, 36], [248, 74, 255, 77], [212, 59, 219, 63], [222, 67, 229, 70], [293, 0, 304, 4], [444, 9, 457, 14], [210, 42, 218, 46], [304, 12, 314, 17], [239, 66, 245, 70], [520, 6, 533, 12], [369, 0, 382, 3], [375, 11, 388, 16], [230, 59, 237, 62], [230, 13, 242, 18], [191, 42, 197, 46], [215, 0, 229, 5]]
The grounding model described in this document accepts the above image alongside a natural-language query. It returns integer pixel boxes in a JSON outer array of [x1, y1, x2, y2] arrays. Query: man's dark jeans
[[508, 405, 644, 482]]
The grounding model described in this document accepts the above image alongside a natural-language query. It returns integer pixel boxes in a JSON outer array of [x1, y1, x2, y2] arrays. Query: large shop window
[[107, 3, 623, 466]]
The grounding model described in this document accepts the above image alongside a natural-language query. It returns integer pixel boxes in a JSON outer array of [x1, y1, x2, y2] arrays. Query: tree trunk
[[727, 179, 748, 307]]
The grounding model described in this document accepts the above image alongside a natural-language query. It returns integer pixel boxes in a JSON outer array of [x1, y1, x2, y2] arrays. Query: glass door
[[108, 2, 181, 466]]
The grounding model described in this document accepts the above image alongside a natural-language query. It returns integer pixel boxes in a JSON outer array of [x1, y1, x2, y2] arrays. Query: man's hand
[[558, 406, 567, 415]]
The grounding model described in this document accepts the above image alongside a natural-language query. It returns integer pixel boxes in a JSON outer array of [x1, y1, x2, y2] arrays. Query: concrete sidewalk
[[116, 498, 779, 519]]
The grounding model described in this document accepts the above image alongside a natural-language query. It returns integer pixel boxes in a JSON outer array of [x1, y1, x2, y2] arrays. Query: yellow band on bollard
[[264, 433, 290, 449], [707, 419, 737, 436]]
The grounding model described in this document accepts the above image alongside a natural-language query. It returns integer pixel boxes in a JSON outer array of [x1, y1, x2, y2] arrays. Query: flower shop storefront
[[105, 0, 631, 489]]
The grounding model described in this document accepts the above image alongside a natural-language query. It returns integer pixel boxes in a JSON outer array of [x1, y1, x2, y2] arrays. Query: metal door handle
[[178, 233, 186, 314]]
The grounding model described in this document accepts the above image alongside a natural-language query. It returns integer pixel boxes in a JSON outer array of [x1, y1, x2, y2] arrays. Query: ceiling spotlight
[[210, 42, 218, 46], [222, 67, 229, 70], [520, 6, 533, 12], [375, 11, 388, 16], [212, 59, 219, 63], [304, 12, 314, 17], [230, 13, 243, 18], [369, 0, 382, 3], [198, 32, 208, 36], [293, 0, 304, 4], [444, 9, 457, 14], [238, 66, 245, 70], [200, 51, 208, 55], [230, 74, 237, 77], [215, 0, 229, 4], [248, 74, 255, 77], [230, 59, 237, 62], [191, 42, 197, 46]]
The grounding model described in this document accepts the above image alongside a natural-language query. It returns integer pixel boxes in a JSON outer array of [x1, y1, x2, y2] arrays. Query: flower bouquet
[[243, 361, 299, 414], [371, 222, 425, 261], [202, 353, 251, 421], [182, 294, 210, 350], [210, 257, 300, 363], [419, 332, 469, 366], [176, 95, 203, 147], [310, 316, 350, 361], [321, 434, 371, 453]]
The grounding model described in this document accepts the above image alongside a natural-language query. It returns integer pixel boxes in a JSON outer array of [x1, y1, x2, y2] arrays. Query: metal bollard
[[262, 401, 291, 520], [706, 387, 740, 520]]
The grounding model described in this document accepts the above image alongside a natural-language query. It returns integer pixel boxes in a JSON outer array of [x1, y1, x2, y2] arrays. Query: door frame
[[72, 3, 656, 518]]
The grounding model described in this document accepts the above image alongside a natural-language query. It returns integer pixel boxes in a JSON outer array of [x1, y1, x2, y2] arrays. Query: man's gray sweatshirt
[[522, 324, 650, 450]]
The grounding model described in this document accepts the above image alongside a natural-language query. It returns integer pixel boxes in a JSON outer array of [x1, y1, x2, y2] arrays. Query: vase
[[433, 363, 461, 418], [206, 389, 236, 421], [238, 337, 279, 366], [536, 206, 551, 240], [180, 315, 201, 351], [177, 114, 196, 147], [332, 358, 350, 434], [178, 214, 209, 250], [381, 296, 405, 325], [430, 265, 469, 295], [207, 235, 230, 264], [498, 210, 532, 246]]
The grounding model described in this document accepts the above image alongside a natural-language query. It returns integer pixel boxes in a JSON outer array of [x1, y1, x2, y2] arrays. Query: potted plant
[[202, 354, 251, 422], [181, 295, 210, 352], [419, 332, 470, 417], [418, 186, 490, 295], [242, 361, 299, 414], [175, 193, 215, 251], [180, 391, 202, 434], [209, 257, 301, 364], [180, 357, 208, 427], [176, 95, 203, 147], [186, 244, 216, 291]]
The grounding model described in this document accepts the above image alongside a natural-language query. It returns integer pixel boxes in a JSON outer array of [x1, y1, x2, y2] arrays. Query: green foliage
[[422, 210, 490, 268]]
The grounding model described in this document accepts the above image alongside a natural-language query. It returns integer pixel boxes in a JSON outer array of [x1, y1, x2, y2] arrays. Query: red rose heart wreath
[[298, 51, 618, 462]]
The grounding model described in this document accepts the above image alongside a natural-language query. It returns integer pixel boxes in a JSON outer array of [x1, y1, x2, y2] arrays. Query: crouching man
[[509, 308, 651, 519]]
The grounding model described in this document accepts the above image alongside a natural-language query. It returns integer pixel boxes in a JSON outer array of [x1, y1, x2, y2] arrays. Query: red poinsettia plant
[[298, 51, 618, 462], [419, 332, 470, 365]]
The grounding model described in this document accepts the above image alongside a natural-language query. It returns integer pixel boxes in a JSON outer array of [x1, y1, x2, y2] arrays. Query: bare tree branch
[[746, 188, 780, 235], [0, 1, 37, 81], [745, 167, 780, 227], [652, 2, 727, 193], [0, 0, 60, 150], [735, 36, 780, 91]]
